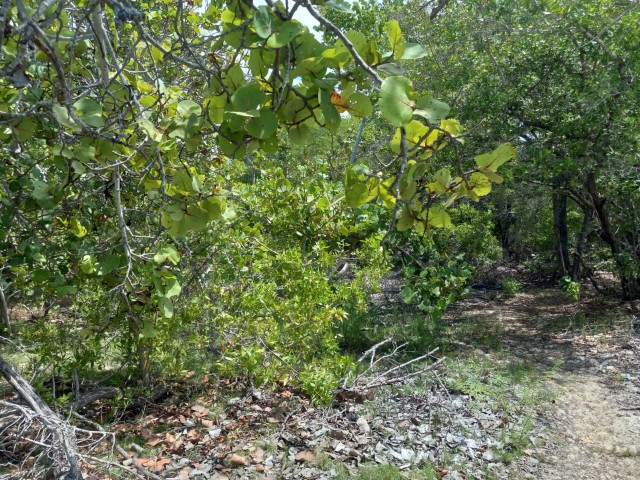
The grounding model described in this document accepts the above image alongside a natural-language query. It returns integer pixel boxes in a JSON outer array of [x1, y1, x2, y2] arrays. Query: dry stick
[[342, 338, 396, 389], [365, 356, 445, 390], [0, 357, 83, 479], [358, 342, 408, 381], [364, 347, 440, 389], [71, 411, 163, 480]]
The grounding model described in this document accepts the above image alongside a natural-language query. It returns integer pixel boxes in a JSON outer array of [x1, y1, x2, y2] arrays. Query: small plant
[[559, 276, 580, 302], [502, 276, 523, 296]]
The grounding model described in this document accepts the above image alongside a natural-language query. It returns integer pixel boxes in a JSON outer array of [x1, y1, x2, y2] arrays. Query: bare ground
[[448, 287, 640, 479]]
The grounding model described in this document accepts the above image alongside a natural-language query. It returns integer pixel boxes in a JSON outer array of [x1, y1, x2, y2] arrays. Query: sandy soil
[[449, 288, 640, 479]]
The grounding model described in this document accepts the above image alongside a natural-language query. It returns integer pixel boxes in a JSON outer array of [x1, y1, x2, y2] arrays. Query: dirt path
[[449, 288, 640, 479]]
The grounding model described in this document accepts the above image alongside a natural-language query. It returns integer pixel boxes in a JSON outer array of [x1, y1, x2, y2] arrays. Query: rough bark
[[552, 179, 570, 278], [586, 171, 637, 300], [0, 279, 9, 335], [571, 205, 593, 280]]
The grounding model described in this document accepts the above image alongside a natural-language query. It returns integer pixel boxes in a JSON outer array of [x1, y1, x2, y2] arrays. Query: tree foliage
[[0, 0, 512, 391]]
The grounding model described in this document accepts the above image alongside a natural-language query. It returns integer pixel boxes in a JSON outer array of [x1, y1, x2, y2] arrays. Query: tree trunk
[[570, 204, 593, 280], [552, 179, 570, 278], [586, 172, 637, 300], [0, 279, 10, 335]]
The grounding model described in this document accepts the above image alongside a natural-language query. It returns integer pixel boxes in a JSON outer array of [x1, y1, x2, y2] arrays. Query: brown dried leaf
[[226, 453, 248, 466], [295, 450, 316, 463]]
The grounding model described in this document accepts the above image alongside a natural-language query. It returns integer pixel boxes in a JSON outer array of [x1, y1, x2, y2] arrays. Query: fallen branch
[[0, 355, 82, 479], [337, 341, 444, 402], [71, 411, 163, 480]]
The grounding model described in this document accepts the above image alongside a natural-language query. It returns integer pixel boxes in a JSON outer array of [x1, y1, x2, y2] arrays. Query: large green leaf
[[138, 118, 164, 142], [253, 6, 272, 38], [246, 110, 278, 139], [380, 76, 415, 126], [202, 197, 226, 220], [401, 43, 428, 60], [414, 96, 450, 124], [385, 20, 405, 59], [266, 21, 304, 48], [345, 165, 371, 208], [345, 93, 373, 117], [52, 104, 80, 131], [475, 143, 516, 171], [232, 82, 266, 111], [325, 0, 354, 13], [468, 172, 492, 198], [428, 206, 452, 228], [154, 246, 181, 265], [74, 98, 104, 127]]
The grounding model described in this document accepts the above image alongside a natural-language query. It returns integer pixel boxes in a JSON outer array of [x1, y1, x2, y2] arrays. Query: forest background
[[0, 1, 638, 472]]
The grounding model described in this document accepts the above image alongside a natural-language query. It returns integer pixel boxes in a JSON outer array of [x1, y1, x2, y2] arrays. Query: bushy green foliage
[[559, 276, 580, 302], [392, 203, 501, 319], [502, 277, 524, 297], [158, 163, 389, 402]]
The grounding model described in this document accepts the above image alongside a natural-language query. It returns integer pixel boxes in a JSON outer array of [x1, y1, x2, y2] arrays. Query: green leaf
[[385, 20, 405, 59], [96, 254, 122, 276], [80, 255, 96, 274], [68, 218, 87, 238], [377, 63, 404, 76], [207, 95, 227, 124], [427, 206, 452, 228], [246, 110, 277, 139], [140, 321, 159, 337], [288, 124, 311, 145], [414, 96, 451, 124], [154, 246, 181, 265], [31, 181, 59, 209], [474, 143, 516, 171], [266, 21, 304, 48], [14, 118, 36, 142], [400, 161, 420, 200], [468, 172, 492, 197], [56, 285, 77, 296], [231, 82, 266, 111], [380, 76, 415, 126], [429, 168, 452, 194], [137, 118, 164, 142], [319, 89, 341, 127], [164, 278, 182, 298], [325, 0, 354, 13], [345, 165, 370, 208], [202, 197, 226, 220], [185, 204, 209, 232], [73, 98, 104, 128], [52, 104, 80, 131], [73, 146, 95, 163], [32, 269, 51, 283], [249, 49, 275, 77], [396, 208, 415, 231], [400, 286, 417, 304], [345, 93, 373, 117], [253, 6, 272, 38], [177, 100, 201, 117], [400, 43, 428, 60], [158, 298, 173, 318]]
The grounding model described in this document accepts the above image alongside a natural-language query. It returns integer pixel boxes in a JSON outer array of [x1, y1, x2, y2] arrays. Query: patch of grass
[[444, 352, 557, 464], [540, 303, 634, 339], [615, 447, 640, 458], [448, 315, 504, 352], [338, 463, 437, 480]]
